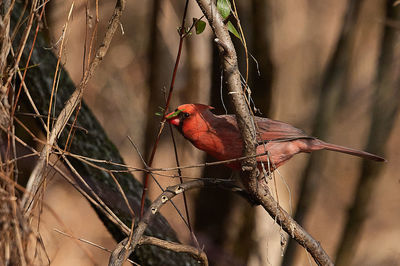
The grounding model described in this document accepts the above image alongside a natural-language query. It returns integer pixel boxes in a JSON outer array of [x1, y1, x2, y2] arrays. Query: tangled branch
[[21, 0, 126, 215]]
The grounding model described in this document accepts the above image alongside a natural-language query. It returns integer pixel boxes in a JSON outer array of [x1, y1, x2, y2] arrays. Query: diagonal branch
[[194, 0, 333, 265]]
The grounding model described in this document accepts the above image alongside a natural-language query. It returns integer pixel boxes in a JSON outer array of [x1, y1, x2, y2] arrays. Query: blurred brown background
[[38, 0, 399, 265]]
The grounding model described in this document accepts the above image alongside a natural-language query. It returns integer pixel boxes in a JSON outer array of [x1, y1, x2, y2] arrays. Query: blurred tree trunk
[[250, 0, 273, 115], [10, 2, 196, 265], [193, 1, 273, 265], [281, 0, 363, 264], [335, 1, 400, 265]]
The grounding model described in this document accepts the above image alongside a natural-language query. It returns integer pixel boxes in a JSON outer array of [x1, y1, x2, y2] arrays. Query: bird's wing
[[255, 117, 312, 142], [216, 114, 313, 143]]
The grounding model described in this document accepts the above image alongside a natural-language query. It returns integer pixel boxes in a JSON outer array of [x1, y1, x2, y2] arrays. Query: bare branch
[[109, 179, 240, 265], [194, 0, 333, 265], [109, 235, 208, 266], [139, 236, 208, 266]]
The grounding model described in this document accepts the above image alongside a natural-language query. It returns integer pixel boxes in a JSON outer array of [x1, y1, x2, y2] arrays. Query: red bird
[[166, 103, 385, 170]]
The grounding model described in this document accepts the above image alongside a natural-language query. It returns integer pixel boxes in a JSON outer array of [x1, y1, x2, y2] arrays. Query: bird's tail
[[314, 140, 386, 162]]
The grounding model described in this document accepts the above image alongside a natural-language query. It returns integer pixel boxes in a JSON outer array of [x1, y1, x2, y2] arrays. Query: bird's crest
[[192, 103, 215, 113]]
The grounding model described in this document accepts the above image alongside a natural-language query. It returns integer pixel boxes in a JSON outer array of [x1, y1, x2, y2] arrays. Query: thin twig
[[54, 229, 139, 265], [127, 137, 190, 228], [4, 0, 38, 90], [139, 0, 190, 218], [46, 2, 74, 163], [168, 125, 192, 231], [59, 152, 130, 234], [56, 149, 271, 173]]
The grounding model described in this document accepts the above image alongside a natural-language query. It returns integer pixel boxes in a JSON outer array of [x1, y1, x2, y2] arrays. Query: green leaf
[[217, 0, 231, 19], [227, 21, 242, 41], [195, 19, 206, 34], [166, 109, 184, 119]]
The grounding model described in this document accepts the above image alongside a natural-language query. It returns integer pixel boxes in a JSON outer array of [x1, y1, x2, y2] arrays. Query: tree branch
[[109, 179, 238, 265], [194, 0, 333, 265], [109, 236, 208, 266]]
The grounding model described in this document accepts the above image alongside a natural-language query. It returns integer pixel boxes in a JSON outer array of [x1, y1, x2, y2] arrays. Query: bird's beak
[[165, 111, 180, 126]]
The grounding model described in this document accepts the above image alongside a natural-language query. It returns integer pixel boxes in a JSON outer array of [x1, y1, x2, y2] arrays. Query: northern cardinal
[[165, 103, 385, 170]]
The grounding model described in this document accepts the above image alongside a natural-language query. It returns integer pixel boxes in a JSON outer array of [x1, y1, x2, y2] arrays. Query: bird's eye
[[183, 112, 190, 118]]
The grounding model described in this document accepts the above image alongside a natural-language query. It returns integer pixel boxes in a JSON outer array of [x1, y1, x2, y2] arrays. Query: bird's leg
[[259, 150, 274, 180], [256, 141, 274, 180]]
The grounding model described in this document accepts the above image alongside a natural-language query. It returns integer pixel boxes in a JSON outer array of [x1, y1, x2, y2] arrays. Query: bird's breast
[[187, 129, 243, 161]]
